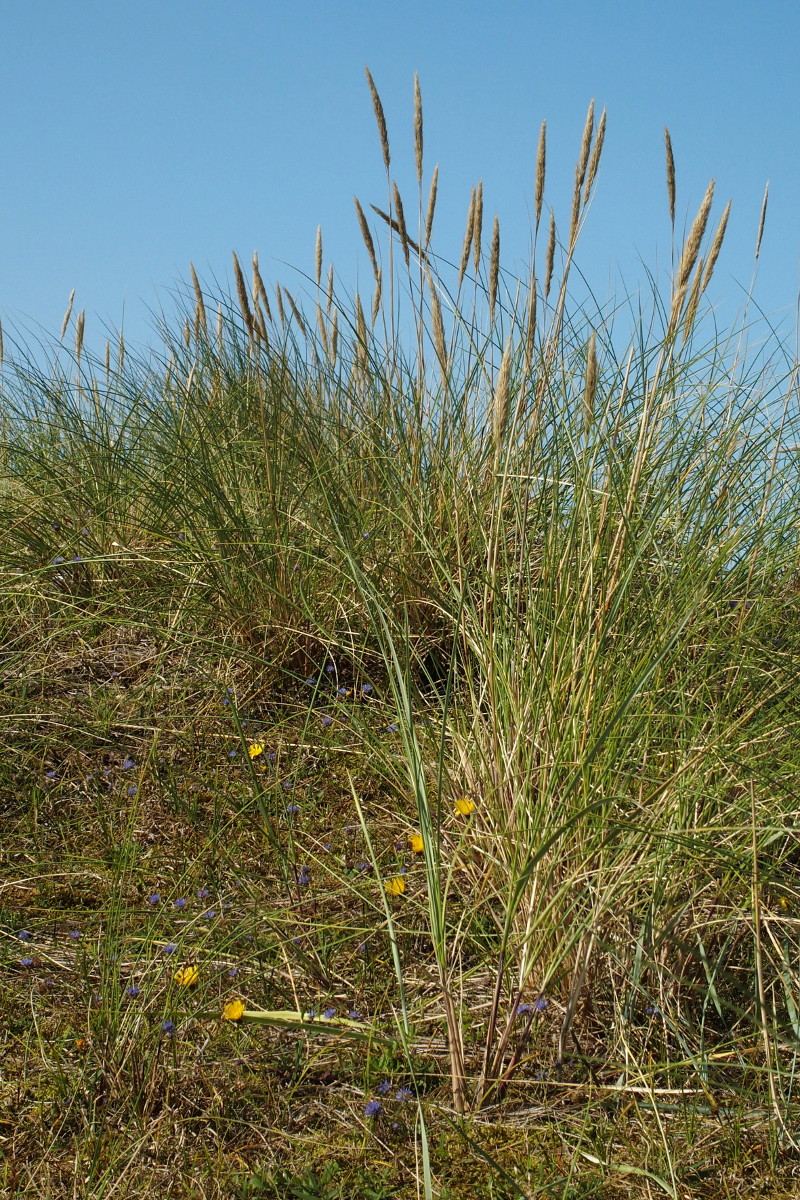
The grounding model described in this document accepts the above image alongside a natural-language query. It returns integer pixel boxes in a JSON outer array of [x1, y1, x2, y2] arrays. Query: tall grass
[[3, 71, 800, 1193]]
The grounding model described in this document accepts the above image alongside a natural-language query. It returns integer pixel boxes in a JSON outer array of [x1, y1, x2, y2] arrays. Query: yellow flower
[[173, 964, 199, 988], [248, 742, 264, 759], [385, 876, 406, 896], [223, 999, 245, 1021], [455, 796, 475, 816], [410, 832, 424, 853]]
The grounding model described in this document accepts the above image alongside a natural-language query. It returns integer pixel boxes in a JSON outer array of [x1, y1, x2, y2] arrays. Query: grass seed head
[[365, 65, 390, 173]]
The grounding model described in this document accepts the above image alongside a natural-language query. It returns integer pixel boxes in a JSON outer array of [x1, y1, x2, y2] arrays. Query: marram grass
[[2, 74, 800, 1199]]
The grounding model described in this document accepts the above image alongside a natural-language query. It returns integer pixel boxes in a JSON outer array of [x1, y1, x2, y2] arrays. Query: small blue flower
[[348, 1009, 362, 1021], [377, 1079, 391, 1095], [121, 758, 136, 770], [162, 943, 178, 955], [395, 1087, 413, 1102], [360, 683, 373, 694], [161, 1019, 176, 1035], [320, 714, 333, 727], [173, 898, 187, 910], [386, 723, 398, 733], [203, 910, 216, 919], [127, 785, 137, 796], [356, 861, 371, 873], [281, 780, 293, 790], [285, 803, 300, 815], [52, 556, 64, 565], [69, 930, 81, 941], [364, 1099, 381, 1117], [196, 888, 210, 899], [228, 750, 238, 758], [146, 893, 161, 905], [20, 957, 34, 968], [325, 664, 335, 674], [305, 676, 316, 686], [534, 996, 548, 1012], [45, 770, 57, 780], [322, 1006, 336, 1019], [516, 1003, 532, 1016], [125, 985, 141, 998], [227, 966, 238, 978], [18, 930, 32, 942]]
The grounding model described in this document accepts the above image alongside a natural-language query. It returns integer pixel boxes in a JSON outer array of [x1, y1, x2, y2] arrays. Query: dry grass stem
[[370, 204, 424, 260], [0, 319, 3, 364], [535, 120, 546, 231], [392, 182, 411, 266], [60, 289, 76, 339], [190, 264, 207, 333], [473, 180, 484, 273], [183, 318, 191, 348], [665, 128, 676, 230], [254, 302, 268, 344], [424, 163, 439, 249], [756, 182, 769, 260], [315, 226, 323, 289], [414, 73, 423, 185], [316, 303, 330, 357], [104, 339, 110, 378], [354, 197, 380, 281], [489, 216, 500, 323], [701, 199, 731, 294], [365, 66, 390, 173], [583, 331, 598, 431], [545, 211, 556, 300]]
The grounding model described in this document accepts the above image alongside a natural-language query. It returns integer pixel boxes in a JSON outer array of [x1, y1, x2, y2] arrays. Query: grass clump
[[2, 72, 800, 1198]]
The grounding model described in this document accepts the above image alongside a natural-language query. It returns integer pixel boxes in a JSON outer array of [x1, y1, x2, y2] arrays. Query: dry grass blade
[[104, 339, 110, 378], [676, 180, 715, 293], [414, 73, 423, 185], [75, 309, 85, 361], [232, 251, 255, 339], [354, 197, 380, 282], [326, 263, 334, 314], [701, 199, 731, 294], [364, 65, 390, 173], [393, 182, 411, 266], [489, 215, 500, 323], [755, 182, 769, 260], [664, 128, 676, 231], [190, 264, 207, 333], [583, 331, 597, 431], [459, 189, 476, 287], [473, 180, 484, 273], [370, 204, 425, 260], [425, 163, 439, 249], [60, 289, 76, 340], [252, 253, 273, 323], [315, 226, 323, 289], [545, 211, 556, 300], [535, 120, 546, 232]]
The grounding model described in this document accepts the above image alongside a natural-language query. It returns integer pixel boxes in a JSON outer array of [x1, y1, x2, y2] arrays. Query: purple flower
[[360, 683, 373, 694], [146, 893, 161, 905], [516, 1003, 532, 1016], [320, 714, 333, 727], [348, 1009, 362, 1021], [377, 1079, 391, 1095], [534, 996, 548, 1012], [322, 1006, 336, 1019], [227, 966, 238, 978], [336, 686, 349, 696], [125, 985, 141, 998], [364, 1099, 381, 1118], [325, 664, 335, 674], [195, 888, 210, 899], [127, 785, 137, 796], [20, 957, 34, 968], [356, 861, 371, 873], [229, 750, 238, 758], [173, 898, 187, 910], [162, 943, 178, 955], [281, 780, 293, 790], [45, 770, 57, 780], [285, 803, 300, 815], [17, 930, 32, 942], [161, 1019, 176, 1035], [305, 676, 316, 686], [203, 910, 216, 919], [121, 758, 136, 770], [395, 1087, 413, 1102], [386, 723, 398, 733], [52, 556, 64, 565], [69, 930, 81, 941]]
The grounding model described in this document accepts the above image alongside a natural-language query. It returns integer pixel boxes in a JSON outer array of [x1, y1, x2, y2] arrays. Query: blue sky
[[2, 0, 799, 359]]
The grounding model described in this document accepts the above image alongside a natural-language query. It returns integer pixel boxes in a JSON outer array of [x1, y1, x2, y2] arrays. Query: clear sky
[[2, 0, 799, 360]]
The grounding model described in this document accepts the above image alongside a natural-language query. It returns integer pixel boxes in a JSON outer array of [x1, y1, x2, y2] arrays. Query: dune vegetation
[[2, 73, 800, 1197]]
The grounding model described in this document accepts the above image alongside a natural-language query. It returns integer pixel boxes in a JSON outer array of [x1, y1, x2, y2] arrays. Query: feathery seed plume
[[701, 199, 731, 294], [393, 182, 411, 266], [75, 309, 85, 361], [535, 120, 546, 232], [354, 197, 380, 282], [489, 215, 500, 323], [664, 128, 676, 230], [315, 226, 323, 289], [424, 163, 439, 248], [365, 66, 390, 173], [545, 211, 556, 300], [458, 189, 476, 287], [60, 289, 76, 339], [232, 252, 255, 338], [473, 180, 484, 273], [413, 73, 423, 184], [755, 182, 769, 261]]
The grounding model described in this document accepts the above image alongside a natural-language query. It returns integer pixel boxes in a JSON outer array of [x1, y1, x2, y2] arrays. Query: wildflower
[[52, 556, 64, 564], [20, 957, 34, 968], [173, 897, 188, 910], [361, 683, 373, 694], [146, 893, 161, 905], [364, 1099, 381, 1118], [285, 803, 300, 815], [320, 714, 333, 727], [281, 780, 293, 790], [304, 1008, 318, 1019], [455, 796, 475, 816], [127, 785, 137, 796], [322, 1007, 336, 1019], [356, 861, 370, 873], [298, 873, 310, 888], [125, 985, 141, 998], [17, 930, 32, 942], [173, 964, 199, 987], [325, 663, 335, 674], [395, 1087, 413, 1102], [336, 686, 351, 697], [348, 1009, 362, 1021], [386, 723, 398, 733], [69, 930, 81, 941], [228, 750, 238, 758], [162, 943, 178, 955], [248, 742, 264, 759], [410, 832, 424, 853], [196, 888, 210, 899], [45, 770, 57, 780], [534, 996, 548, 1012], [227, 966, 238, 978], [121, 758, 136, 770], [377, 1079, 391, 1094], [161, 1019, 176, 1035], [516, 1003, 532, 1016], [203, 910, 216, 919], [305, 676, 316, 686], [223, 999, 245, 1021], [385, 876, 406, 896]]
